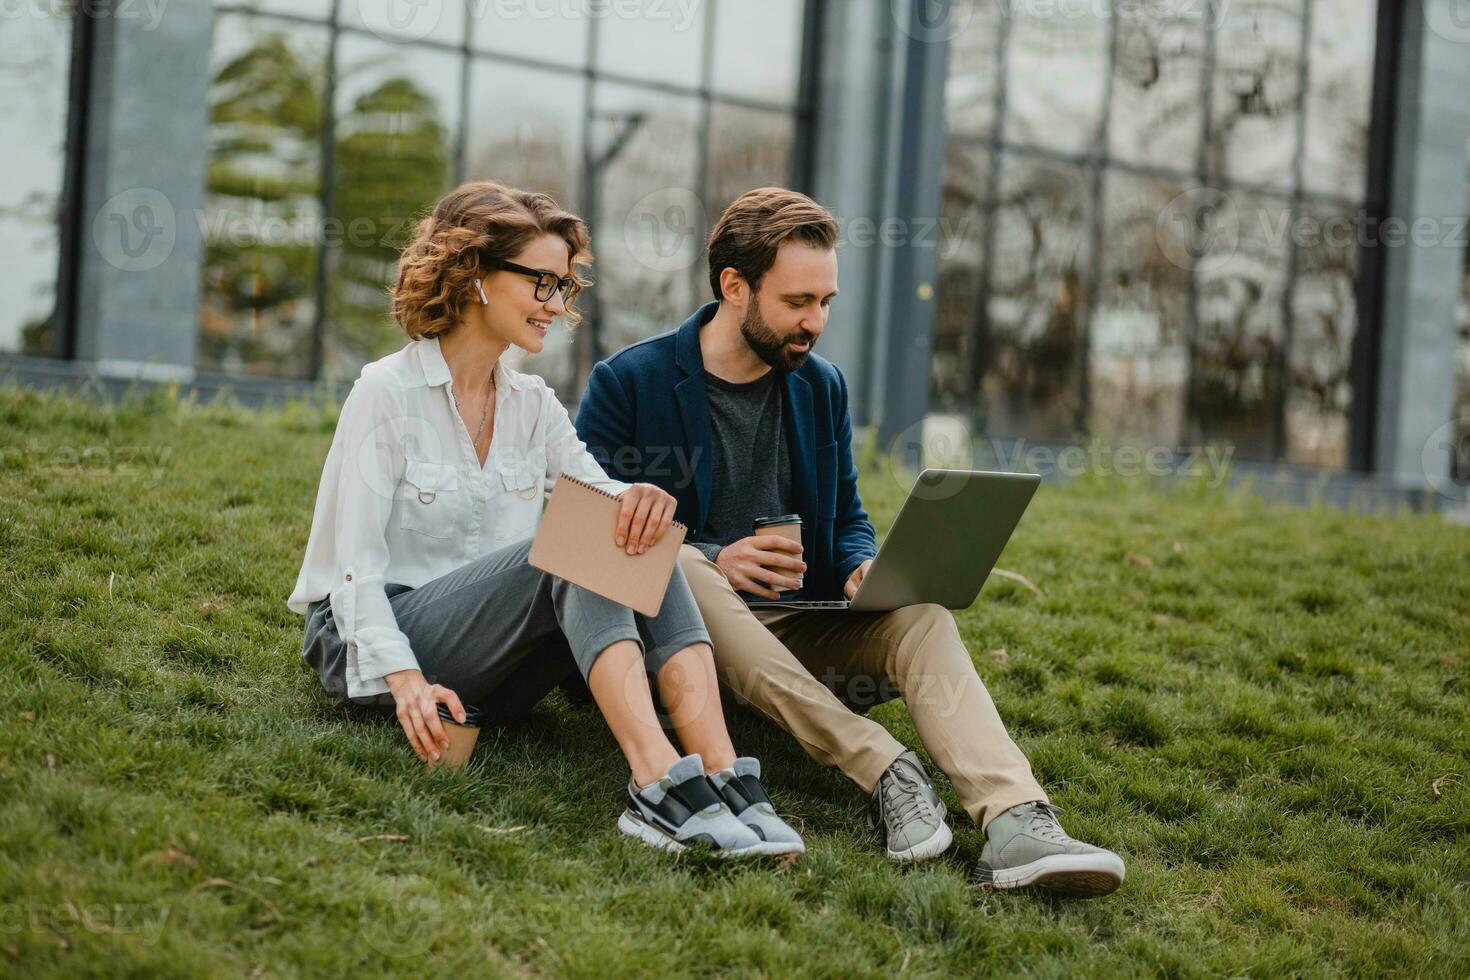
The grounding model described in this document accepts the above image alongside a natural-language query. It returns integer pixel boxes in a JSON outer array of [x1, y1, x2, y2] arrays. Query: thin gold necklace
[[453, 372, 496, 447]]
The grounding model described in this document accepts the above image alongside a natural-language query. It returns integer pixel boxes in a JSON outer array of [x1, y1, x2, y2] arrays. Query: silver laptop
[[745, 469, 1041, 612]]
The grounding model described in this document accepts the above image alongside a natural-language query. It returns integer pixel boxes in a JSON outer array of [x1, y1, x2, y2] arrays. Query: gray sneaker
[[709, 757, 806, 857], [973, 801, 1125, 896], [868, 750, 953, 862], [618, 754, 765, 859]]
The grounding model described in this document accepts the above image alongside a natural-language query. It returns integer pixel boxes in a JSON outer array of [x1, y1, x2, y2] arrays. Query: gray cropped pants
[[303, 536, 711, 721]]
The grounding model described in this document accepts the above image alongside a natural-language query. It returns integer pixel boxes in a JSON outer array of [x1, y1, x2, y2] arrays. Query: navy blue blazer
[[574, 302, 878, 601]]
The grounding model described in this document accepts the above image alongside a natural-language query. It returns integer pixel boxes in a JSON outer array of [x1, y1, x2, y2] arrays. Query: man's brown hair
[[706, 187, 839, 301]]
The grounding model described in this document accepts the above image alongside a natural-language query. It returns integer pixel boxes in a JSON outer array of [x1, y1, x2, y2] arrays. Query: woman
[[288, 181, 803, 858]]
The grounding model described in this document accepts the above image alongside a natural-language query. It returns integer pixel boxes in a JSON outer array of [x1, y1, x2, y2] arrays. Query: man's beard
[[739, 301, 816, 373]]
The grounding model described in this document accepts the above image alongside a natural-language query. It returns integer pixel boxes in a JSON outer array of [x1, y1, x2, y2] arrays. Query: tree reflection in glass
[[1109, 5, 1203, 168], [1092, 172, 1190, 448], [1287, 203, 1358, 466], [931, 141, 991, 412], [589, 84, 701, 357], [1207, 0, 1304, 191], [0, 7, 71, 356], [982, 155, 1091, 443], [199, 16, 327, 378], [1192, 192, 1291, 460], [327, 38, 459, 380]]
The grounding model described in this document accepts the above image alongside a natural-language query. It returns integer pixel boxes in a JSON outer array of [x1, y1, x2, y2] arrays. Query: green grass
[[1, 383, 1468, 978]]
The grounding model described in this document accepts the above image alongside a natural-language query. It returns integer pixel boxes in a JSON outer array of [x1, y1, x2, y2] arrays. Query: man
[[575, 187, 1124, 896]]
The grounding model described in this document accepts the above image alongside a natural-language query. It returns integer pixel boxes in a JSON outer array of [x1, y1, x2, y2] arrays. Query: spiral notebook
[[528, 474, 689, 617]]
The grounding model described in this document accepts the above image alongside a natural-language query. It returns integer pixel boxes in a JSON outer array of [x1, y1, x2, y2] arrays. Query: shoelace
[[881, 763, 937, 828], [1018, 801, 1072, 843]]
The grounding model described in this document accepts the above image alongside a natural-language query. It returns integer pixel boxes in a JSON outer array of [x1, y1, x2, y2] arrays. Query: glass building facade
[[0, 7, 75, 359], [197, 0, 811, 394], [933, 0, 1379, 467], [3, 0, 1467, 497]]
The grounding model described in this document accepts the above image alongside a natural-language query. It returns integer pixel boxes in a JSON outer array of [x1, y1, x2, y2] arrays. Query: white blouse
[[287, 336, 631, 699]]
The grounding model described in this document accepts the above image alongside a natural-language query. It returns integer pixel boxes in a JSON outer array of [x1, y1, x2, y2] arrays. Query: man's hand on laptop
[[614, 483, 679, 556], [716, 536, 806, 599], [844, 560, 874, 600]]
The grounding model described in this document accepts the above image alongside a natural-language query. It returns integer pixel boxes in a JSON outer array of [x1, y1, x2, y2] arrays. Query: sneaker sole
[[885, 819, 953, 863], [617, 811, 779, 860], [977, 852, 1125, 897], [742, 839, 806, 857]]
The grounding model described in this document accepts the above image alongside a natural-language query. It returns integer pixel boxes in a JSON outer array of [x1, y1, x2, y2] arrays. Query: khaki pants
[[677, 546, 1048, 830]]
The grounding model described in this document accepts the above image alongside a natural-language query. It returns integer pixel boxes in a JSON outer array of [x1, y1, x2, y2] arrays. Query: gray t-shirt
[[691, 369, 795, 573]]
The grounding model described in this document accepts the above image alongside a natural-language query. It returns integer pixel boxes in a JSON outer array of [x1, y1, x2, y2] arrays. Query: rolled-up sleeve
[[325, 376, 419, 697]]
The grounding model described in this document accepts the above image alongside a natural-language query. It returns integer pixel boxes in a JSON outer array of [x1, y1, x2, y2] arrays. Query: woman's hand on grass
[[615, 483, 678, 556], [384, 668, 465, 763]]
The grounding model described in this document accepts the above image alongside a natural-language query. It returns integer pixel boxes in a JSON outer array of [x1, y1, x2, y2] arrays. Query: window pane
[[1108, 5, 1204, 169], [945, 2, 1003, 139], [931, 141, 992, 411], [704, 104, 795, 223], [1003, 5, 1109, 156], [0, 9, 71, 356], [1091, 171, 1190, 448], [981, 154, 1093, 443], [710, 0, 804, 105], [1301, 0, 1375, 201], [340, 0, 466, 46], [594, 1, 707, 88], [1207, 0, 1305, 191], [469, 0, 590, 68], [590, 83, 701, 355], [199, 14, 329, 378], [465, 60, 587, 392], [1286, 202, 1359, 467], [325, 36, 462, 380], [465, 60, 585, 209], [1191, 191, 1292, 461], [699, 103, 796, 303]]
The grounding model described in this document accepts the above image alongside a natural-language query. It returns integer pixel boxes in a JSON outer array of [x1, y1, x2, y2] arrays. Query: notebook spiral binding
[[556, 473, 690, 533]]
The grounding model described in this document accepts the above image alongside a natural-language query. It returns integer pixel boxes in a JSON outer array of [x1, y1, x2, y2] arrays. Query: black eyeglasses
[[487, 258, 579, 304]]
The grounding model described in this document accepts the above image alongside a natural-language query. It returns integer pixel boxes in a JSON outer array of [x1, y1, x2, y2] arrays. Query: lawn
[[1, 383, 1467, 978]]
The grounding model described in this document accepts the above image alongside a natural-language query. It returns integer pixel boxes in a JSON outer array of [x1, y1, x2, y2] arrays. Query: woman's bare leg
[[656, 642, 737, 774], [586, 639, 680, 787]]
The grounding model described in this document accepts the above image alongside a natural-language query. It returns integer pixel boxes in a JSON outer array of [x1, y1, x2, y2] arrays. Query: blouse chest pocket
[[499, 462, 542, 501], [399, 460, 461, 538], [496, 462, 544, 540]]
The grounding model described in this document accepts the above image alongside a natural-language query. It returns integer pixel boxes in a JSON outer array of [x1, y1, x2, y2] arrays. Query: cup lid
[[754, 514, 803, 528], [437, 703, 483, 727]]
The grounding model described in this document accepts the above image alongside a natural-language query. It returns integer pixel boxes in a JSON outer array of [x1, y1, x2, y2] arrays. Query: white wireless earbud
[[474, 279, 489, 305]]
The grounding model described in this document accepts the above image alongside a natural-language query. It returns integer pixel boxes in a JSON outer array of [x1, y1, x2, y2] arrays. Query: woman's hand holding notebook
[[528, 476, 689, 616]]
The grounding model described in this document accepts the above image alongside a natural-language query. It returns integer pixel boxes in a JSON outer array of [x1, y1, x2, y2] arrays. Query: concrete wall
[[1372, 0, 1470, 491], [70, 2, 214, 382], [808, 0, 950, 461]]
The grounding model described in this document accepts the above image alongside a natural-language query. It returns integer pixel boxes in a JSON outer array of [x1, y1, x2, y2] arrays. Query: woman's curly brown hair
[[391, 180, 593, 340]]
